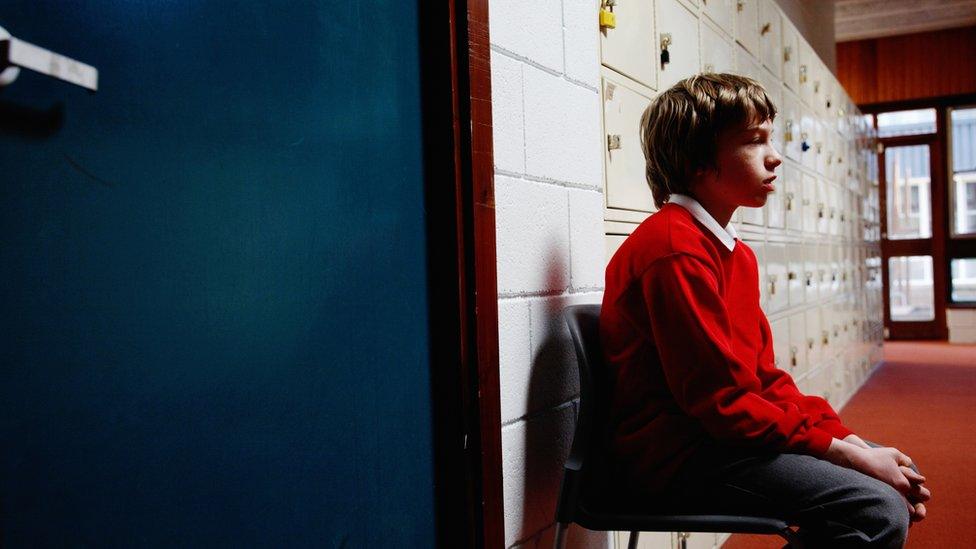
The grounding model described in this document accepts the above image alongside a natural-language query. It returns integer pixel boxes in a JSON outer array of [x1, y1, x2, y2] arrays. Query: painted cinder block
[[523, 66, 602, 188], [569, 188, 607, 290], [489, 0, 564, 73], [563, 0, 601, 89], [502, 403, 577, 547], [492, 53, 526, 174], [499, 298, 534, 424]]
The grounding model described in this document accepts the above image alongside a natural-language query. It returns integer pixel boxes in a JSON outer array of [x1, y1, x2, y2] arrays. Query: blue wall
[[0, 2, 435, 546]]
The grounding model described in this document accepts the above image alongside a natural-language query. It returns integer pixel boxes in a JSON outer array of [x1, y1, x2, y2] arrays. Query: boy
[[599, 74, 929, 547]]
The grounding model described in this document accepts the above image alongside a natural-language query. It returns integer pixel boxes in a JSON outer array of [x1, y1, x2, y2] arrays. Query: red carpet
[[723, 341, 976, 548]]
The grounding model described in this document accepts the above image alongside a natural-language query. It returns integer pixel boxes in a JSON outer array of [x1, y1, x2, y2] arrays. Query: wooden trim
[[423, 1, 502, 546], [860, 93, 976, 114]]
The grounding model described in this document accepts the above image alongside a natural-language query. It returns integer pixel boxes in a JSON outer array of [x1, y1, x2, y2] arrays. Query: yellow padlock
[[600, 9, 616, 29]]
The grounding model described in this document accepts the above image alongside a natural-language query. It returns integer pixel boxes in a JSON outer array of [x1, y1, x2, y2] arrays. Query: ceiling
[[835, 0, 976, 42]]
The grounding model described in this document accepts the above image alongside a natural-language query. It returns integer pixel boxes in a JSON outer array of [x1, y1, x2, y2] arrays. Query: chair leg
[[552, 522, 569, 549], [778, 526, 804, 549], [627, 530, 639, 549]]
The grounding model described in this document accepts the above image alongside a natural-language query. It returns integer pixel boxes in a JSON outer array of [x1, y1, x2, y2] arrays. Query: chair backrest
[[555, 303, 614, 523]]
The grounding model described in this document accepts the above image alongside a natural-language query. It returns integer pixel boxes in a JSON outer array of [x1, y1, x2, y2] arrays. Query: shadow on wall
[[514, 242, 609, 548]]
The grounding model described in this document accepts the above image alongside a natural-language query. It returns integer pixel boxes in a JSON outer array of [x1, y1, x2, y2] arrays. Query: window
[[950, 107, 976, 236], [877, 108, 936, 138], [951, 259, 976, 302]]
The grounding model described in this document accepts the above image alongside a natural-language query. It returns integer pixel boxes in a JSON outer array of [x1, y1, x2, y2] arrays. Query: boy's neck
[[687, 193, 736, 228]]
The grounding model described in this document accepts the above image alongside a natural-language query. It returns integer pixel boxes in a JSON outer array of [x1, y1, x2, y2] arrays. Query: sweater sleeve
[[640, 253, 835, 457], [755, 312, 855, 440]]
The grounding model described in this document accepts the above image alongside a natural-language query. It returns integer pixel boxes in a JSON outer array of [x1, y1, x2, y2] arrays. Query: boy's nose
[[767, 147, 783, 170]]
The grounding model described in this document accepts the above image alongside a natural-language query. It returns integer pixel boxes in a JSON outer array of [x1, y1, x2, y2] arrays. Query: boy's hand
[[846, 446, 920, 496], [902, 464, 931, 525]]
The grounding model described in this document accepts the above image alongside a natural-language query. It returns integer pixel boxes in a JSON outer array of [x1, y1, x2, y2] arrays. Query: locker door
[[800, 105, 816, 171], [802, 173, 818, 233], [701, 17, 735, 74], [789, 312, 808, 378], [702, 0, 735, 36], [816, 177, 830, 235], [749, 240, 769, 311], [656, 0, 701, 91], [606, 234, 628, 268], [787, 241, 805, 306], [602, 71, 655, 212], [805, 308, 822, 370], [600, 0, 657, 90], [784, 161, 802, 231], [757, 0, 783, 78], [781, 89, 801, 161], [797, 40, 816, 107], [734, 0, 760, 56], [818, 241, 832, 300], [770, 316, 791, 374], [767, 242, 789, 313], [781, 18, 800, 91]]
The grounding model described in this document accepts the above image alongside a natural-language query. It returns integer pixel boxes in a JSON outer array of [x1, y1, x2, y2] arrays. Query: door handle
[[0, 25, 98, 91]]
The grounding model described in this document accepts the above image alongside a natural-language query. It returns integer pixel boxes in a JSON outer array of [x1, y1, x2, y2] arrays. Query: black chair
[[553, 304, 804, 549]]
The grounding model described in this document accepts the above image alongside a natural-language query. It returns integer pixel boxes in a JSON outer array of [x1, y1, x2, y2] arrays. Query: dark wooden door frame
[[877, 133, 947, 339], [421, 1, 503, 547]]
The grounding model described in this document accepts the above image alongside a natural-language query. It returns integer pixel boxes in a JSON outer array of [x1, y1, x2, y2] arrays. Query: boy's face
[[705, 117, 782, 210]]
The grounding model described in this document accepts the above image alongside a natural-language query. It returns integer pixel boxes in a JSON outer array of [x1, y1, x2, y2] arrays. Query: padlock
[[660, 33, 672, 67], [599, 8, 616, 29]]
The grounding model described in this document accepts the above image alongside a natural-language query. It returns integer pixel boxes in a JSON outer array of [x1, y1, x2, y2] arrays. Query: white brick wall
[[490, 0, 610, 546]]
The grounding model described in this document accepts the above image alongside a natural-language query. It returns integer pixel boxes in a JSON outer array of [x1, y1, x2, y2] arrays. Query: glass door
[[880, 136, 947, 339]]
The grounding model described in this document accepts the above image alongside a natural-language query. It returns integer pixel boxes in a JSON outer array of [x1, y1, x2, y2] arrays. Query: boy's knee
[[865, 483, 910, 547]]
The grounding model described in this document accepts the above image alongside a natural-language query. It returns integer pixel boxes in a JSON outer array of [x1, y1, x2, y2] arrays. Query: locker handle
[[785, 192, 794, 210], [768, 274, 777, 295], [807, 338, 815, 350], [607, 134, 622, 151], [784, 46, 792, 62], [799, 65, 807, 83], [737, 0, 745, 12], [0, 25, 98, 91], [788, 271, 797, 280], [761, 22, 771, 35], [790, 346, 798, 367]]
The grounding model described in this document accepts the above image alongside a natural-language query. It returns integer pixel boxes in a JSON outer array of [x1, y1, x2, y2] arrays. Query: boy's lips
[[762, 176, 776, 192]]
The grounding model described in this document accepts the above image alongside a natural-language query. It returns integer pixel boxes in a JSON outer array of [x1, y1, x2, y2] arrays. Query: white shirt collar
[[667, 194, 739, 252]]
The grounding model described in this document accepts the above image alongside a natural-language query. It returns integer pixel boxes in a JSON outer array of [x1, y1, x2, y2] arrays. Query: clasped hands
[[842, 434, 930, 524]]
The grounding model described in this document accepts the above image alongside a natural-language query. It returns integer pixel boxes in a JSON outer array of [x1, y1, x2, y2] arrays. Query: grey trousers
[[664, 440, 912, 548]]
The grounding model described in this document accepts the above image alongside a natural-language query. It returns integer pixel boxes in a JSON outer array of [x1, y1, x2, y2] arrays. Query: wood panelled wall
[[836, 26, 976, 106]]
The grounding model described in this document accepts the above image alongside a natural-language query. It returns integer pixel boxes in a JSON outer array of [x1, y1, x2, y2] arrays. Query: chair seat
[[574, 507, 791, 535]]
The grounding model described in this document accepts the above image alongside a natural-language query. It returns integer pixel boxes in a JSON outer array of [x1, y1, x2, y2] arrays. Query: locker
[[757, 0, 783, 78], [700, 17, 735, 74], [828, 182, 840, 236], [734, 42, 762, 81], [702, 0, 735, 37], [789, 312, 808, 378], [817, 242, 832, 300], [816, 178, 829, 235], [734, 0, 760, 57], [602, 70, 656, 213], [766, 241, 789, 312], [770, 316, 790, 374], [800, 106, 816, 171], [748, 239, 768, 310], [741, 203, 765, 227], [787, 241, 805, 306], [797, 40, 816, 108], [814, 119, 827, 175], [606, 234, 628, 268], [783, 161, 802, 231], [781, 89, 801, 161], [781, 18, 800, 91], [830, 243, 842, 297], [801, 173, 818, 233], [656, 0, 701, 92], [600, 0, 657, 90]]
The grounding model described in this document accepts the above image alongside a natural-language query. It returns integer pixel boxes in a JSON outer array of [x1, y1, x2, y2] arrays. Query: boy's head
[[639, 73, 779, 209]]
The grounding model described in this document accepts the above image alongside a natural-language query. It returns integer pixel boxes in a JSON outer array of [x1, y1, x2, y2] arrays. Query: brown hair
[[639, 73, 777, 208]]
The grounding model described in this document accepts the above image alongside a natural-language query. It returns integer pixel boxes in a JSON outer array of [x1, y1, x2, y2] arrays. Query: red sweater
[[600, 200, 853, 495]]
